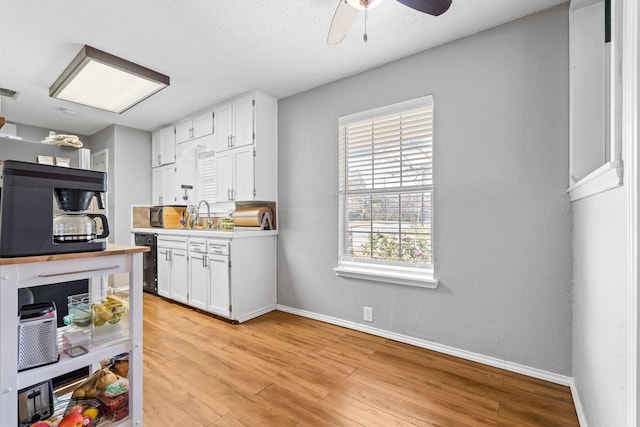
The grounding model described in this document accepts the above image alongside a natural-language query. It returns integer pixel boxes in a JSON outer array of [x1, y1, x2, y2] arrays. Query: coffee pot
[[52, 188, 109, 243], [53, 212, 109, 243]]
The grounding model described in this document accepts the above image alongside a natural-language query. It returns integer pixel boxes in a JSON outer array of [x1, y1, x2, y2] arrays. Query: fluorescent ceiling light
[[49, 45, 169, 114]]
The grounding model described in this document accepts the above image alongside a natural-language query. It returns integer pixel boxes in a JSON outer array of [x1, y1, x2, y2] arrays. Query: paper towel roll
[[232, 207, 272, 228]]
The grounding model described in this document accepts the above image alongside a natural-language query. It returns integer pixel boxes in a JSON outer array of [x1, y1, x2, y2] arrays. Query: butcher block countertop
[[0, 244, 149, 265]]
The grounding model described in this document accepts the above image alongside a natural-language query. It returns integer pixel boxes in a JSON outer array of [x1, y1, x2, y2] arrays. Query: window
[[197, 152, 216, 203], [334, 96, 437, 288], [568, 0, 622, 201]]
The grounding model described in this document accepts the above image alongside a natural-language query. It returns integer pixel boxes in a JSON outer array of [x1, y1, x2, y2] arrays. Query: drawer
[[157, 236, 188, 250], [189, 238, 207, 254], [207, 240, 229, 256]]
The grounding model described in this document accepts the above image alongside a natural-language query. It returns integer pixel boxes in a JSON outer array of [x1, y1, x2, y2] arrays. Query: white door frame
[[622, 0, 639, 425]]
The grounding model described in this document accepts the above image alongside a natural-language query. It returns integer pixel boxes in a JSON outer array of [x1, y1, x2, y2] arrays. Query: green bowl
[[72, 312, 92, 327]]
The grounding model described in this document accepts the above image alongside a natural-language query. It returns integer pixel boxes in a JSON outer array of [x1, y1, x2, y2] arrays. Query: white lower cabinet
[[149, 230, 276, 323], [157, 236, 189, 304], [157, 246, 171, 298], [170, 249, 189, 304], [207, 241, 230, 317]]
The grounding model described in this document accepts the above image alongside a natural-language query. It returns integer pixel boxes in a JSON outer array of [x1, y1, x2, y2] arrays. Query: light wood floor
[[142, 294, 579, 426]]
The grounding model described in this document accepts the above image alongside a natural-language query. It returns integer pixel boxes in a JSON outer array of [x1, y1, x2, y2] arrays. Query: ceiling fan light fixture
[[49, 45, 170, 114], [346, 0, 385, 10]]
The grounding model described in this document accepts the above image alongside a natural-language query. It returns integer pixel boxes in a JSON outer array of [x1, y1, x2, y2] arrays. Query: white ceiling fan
[[327, 0, 453, 45]]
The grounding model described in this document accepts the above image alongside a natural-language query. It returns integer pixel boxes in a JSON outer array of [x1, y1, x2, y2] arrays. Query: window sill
[[568, 160, 623, 202], [333, 263, 438, 289]]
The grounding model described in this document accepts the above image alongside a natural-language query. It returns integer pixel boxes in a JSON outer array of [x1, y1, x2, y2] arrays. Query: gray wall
[[88, 125, 151, 245], [277, 5, 573, 374]]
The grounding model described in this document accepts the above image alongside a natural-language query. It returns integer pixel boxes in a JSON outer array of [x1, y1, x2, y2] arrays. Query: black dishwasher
[[135, 232, 158, 295]]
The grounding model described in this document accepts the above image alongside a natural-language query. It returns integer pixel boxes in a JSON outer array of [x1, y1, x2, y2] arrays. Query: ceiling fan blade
[[395, 0, 452, 16], [327, 0, 359, 45]]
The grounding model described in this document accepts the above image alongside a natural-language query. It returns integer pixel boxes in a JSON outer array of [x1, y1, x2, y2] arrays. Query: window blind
[[338, 96, 433, 270], [197, 154, 217, 203]]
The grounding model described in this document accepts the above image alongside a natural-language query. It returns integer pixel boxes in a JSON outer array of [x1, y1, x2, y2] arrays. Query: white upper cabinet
[[216, 144, 255, 202], [175, 140, 198, 204], [176, 110, 215, 144], [213, 91, 277, 202], [151, 125, 176, 167], [152, 163, 177, 205], [175, 119, 193, 145], [215, 94, 255, 151], [215, 103, 233, 151], [232, 95, 255, 148], [152, 90, 277, 204], [193, 111, 215, 139]]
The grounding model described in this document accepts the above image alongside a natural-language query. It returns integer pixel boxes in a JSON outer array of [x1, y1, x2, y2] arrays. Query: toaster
[[18, 302, 59, 371], [18, 380, 54, 426]]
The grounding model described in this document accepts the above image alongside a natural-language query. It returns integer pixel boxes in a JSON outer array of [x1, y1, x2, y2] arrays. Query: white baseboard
[[569, 378, 589, 427], [276, 304, 572, 387]]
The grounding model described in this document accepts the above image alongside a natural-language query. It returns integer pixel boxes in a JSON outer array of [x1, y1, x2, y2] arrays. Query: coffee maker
[[0, 160, 109, 257]]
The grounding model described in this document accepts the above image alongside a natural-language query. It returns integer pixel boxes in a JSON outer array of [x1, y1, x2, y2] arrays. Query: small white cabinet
[[175, 140, 199, 204], [157, 236, 189, 304], [216, 144, 254, 202], [207, 240, 230, 317], [152, 164, 177, 205], [188, 239, 209, 310], [215, 94, 254, 151], [152, 125, 176, 167], [176, 110, 215, 144]]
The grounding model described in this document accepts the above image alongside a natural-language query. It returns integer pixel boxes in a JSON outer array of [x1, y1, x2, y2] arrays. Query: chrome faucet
[[196, 200, 212, 229]]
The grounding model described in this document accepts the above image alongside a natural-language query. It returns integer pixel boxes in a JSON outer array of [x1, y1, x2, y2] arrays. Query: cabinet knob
[[0, 275, 8, 280], [4, 387, 14, 393]]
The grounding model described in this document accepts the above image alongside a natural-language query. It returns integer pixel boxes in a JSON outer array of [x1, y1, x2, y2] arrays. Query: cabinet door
[[234, 145, 255, 201], [152, 167, 162, 206], [189, 253, 209, 310], [152, 130, 161, 167], [175, 141, 198, 204], [192, 111, 214, 139], [157, 247, 171, 298], [175, 119, 193, 144], [152, 165, 177, 205], [161, 165, 177, 205], [216, 151, 233, 202], [170, 249, 189, 304], [216, 103, 233, 151], [152, 126, 176, 166], [208, 254, 230, 317], [233, 95, 254, 148]]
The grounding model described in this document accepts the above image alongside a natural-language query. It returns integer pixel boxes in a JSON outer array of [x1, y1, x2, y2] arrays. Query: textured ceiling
[[0, 0, 567, 136]]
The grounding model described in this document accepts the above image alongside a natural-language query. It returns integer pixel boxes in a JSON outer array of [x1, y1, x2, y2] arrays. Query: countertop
[[0, 244, 149, 265], [131, 227, 278, 239]]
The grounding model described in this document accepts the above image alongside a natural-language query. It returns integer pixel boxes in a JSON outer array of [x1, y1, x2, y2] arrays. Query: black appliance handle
[[88, 213, 110, 239]]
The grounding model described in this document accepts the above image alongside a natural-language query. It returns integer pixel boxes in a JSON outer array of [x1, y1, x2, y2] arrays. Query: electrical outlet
[[363, 306, 373, 322]]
